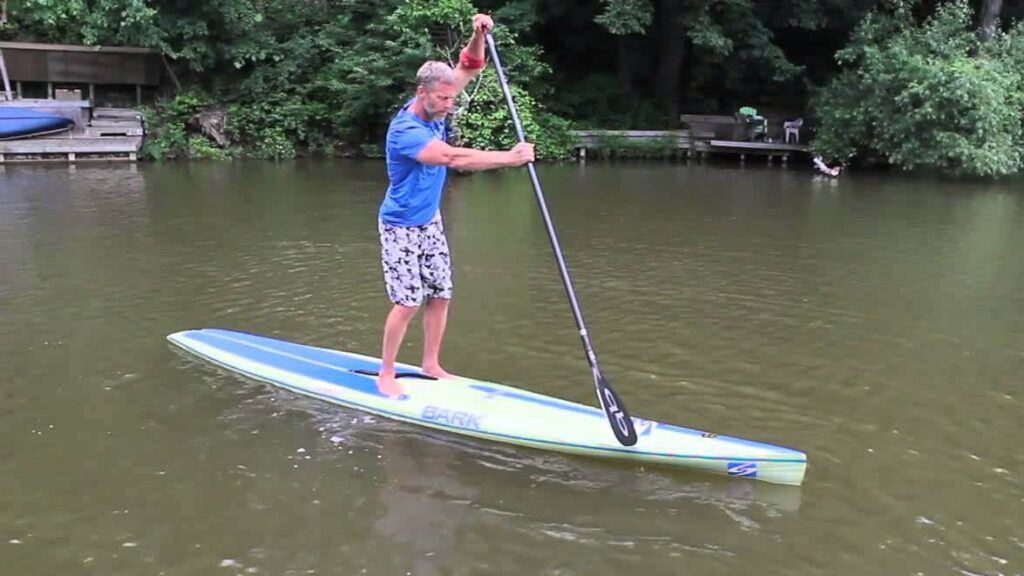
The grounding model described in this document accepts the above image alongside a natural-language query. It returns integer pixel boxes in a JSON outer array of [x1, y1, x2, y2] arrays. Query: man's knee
[[391, 303, 420, 318]]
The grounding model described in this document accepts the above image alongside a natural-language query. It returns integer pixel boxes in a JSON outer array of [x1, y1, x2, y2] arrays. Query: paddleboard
[[168, 328, 807, 486]]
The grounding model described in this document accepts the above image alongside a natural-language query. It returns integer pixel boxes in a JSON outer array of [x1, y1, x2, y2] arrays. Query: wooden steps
[[93, 107, 143, 120], [85, 107, 144, 136]]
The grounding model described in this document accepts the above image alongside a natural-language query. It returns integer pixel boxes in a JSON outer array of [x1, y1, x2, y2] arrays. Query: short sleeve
[[388, 121, 437, 160]]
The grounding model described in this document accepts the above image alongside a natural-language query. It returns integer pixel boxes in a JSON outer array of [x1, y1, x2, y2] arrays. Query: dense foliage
[[4, 0, 1023, 174], [6, 0, 568, 160], [811, 0, 1024, 176]]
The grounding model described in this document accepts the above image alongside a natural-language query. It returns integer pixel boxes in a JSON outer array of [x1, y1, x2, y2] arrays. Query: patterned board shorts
[[378, 213, 453, 306]]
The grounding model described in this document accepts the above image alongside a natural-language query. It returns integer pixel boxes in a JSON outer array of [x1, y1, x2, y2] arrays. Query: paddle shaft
[[483, 36, 592, 364], [484, 33, 637, 446]]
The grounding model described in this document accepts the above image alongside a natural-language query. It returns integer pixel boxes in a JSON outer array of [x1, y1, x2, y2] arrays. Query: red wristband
[[459, 48, 485, 70]]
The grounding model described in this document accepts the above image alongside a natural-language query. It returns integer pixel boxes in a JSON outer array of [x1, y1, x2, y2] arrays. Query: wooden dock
[[0, 41, 150, 163], [707, 139, 807, 165], [0, 104, 143, 163], [571, 129, 808, 165], [572, 130, 693, 159], [0, 136, 141, 163]]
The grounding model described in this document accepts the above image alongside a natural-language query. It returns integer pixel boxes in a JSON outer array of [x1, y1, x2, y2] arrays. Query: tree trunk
[[653, 2, 686, 125], [1, 0, 7, 24], [978, 0, 1003, 41], [193, 105, 229, 147], [653, 35, 685, 123], [616, 35, 633, 93]]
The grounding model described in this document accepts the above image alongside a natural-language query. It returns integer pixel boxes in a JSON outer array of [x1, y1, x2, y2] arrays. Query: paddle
[[484, 33, 638, 447]]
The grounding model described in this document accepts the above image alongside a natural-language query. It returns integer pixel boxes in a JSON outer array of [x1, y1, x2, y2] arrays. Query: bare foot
[[376, 371, 404, 398], [421, 364, 454, 379]]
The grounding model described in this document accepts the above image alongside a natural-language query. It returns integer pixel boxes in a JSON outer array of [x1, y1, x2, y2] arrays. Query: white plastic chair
[[784, 118, 803, 143]]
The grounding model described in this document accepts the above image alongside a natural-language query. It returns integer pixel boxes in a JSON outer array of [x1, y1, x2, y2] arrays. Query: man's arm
[[451, 14, 492, 92], [416, 139, 534, 171]]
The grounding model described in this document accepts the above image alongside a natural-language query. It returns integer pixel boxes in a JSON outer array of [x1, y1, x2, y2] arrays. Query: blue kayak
[[0, 107, 75, 140]]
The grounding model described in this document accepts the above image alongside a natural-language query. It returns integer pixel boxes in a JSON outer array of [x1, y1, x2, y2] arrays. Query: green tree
[[811, 0, 1024, 176], [7, 0, 160, 45], [585, 0, 872, 121], [314, 0, 569, 156], [132, 0, 570, 159]]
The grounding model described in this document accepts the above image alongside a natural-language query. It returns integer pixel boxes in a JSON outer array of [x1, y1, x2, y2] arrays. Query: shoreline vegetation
[[2, 0, 1022, 177]]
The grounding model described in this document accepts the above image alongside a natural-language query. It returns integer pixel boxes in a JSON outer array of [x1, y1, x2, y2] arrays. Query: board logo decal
[[422, 406, 483, 430], [727, 461, 758, 477]]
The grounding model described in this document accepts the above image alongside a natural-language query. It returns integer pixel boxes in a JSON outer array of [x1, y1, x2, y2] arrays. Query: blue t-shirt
[[379, 100, 448, 226]]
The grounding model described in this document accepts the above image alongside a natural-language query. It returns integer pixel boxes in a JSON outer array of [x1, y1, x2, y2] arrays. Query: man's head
[[415, 61, 457, 120]]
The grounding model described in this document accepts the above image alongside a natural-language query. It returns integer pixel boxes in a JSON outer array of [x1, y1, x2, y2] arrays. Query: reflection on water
[[1, 160, 1021, 575]]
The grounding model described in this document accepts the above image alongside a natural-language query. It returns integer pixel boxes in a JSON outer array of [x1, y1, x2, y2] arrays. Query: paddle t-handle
[[484, 33, 638, 447]]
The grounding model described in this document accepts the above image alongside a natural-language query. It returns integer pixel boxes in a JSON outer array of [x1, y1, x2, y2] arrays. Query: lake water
[[1, 159, 1021, 575]]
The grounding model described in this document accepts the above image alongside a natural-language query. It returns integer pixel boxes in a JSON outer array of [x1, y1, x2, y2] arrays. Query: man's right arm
[[416, 140, 535, 171]]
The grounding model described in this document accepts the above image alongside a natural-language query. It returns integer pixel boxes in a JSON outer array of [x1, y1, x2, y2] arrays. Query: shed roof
[[0, 41, 159, 55], [0, 41, 161, 86]]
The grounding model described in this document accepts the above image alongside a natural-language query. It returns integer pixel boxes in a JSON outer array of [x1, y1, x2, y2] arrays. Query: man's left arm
[[452, 14, 492, 92]]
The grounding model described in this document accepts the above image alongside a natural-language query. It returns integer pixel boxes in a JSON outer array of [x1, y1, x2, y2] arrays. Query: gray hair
[[416, 61, 456, 90]]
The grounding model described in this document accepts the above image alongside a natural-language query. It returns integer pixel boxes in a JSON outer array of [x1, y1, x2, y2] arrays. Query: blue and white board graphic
[[168, 329, 807, 486]]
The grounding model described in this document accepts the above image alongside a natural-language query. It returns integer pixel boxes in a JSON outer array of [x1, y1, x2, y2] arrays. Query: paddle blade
[[593, 368, 638, 446]]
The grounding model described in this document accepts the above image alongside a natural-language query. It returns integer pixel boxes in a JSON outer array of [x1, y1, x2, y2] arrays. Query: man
[[377, 14, 535, 397]]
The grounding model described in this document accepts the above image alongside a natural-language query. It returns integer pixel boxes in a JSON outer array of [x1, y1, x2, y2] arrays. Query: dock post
[[0, 49, 11, 100], [578, 147, 586, 164]]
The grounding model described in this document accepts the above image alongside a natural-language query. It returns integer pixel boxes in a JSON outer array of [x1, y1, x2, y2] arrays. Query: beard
[[424, 101, 449, 120]]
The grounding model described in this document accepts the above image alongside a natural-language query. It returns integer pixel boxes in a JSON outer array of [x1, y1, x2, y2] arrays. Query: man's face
[[418, 82, 457, 120]]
